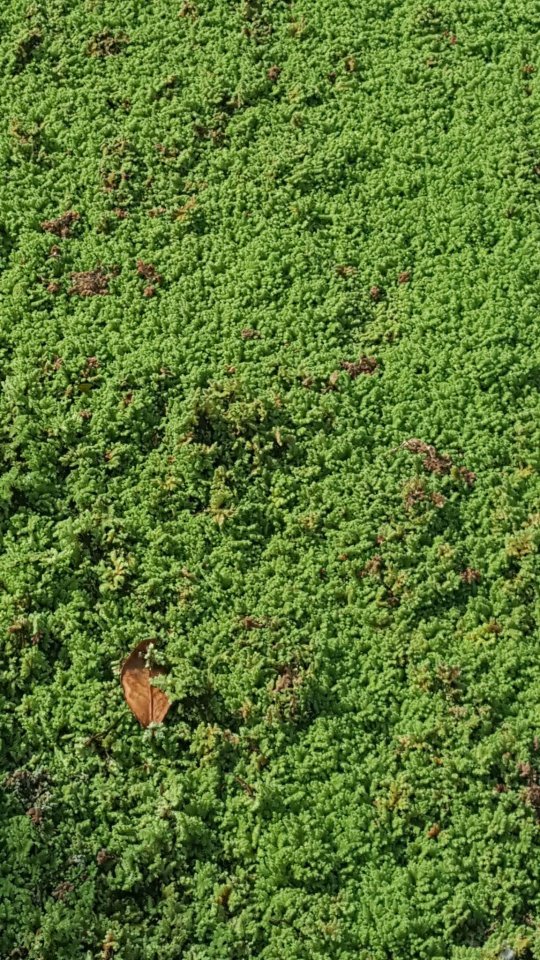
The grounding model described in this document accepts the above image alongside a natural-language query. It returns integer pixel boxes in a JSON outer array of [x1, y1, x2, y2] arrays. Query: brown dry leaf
[[121, 640, 171, 727]]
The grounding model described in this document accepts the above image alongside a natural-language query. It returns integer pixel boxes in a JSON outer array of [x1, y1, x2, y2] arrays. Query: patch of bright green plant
[[2, 0, 540, 958]]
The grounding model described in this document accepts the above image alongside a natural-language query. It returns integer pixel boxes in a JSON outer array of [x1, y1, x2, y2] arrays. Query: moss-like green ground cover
[[2, 0, 540, 957]]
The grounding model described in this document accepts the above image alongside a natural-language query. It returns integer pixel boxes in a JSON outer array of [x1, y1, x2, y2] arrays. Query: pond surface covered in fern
[[1, 0, 540, 957]]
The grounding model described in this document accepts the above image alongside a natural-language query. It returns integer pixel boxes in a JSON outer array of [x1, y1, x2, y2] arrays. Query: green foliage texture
[[2, 0, 540, 957]]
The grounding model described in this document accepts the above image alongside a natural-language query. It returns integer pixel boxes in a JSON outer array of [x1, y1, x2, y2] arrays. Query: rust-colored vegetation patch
[[402, 438, 476, 484], [87, 31, 129, 57], [68, 268, 110, 297], [41, 210, 80, 237], [340, 356, 378, 378]]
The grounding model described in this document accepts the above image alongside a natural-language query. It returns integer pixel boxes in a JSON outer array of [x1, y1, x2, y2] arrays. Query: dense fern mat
[[2, 0, 540, 957]]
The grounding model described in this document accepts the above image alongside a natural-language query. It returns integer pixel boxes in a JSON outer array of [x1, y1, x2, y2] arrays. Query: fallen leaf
[[121, 640, 170, 727]]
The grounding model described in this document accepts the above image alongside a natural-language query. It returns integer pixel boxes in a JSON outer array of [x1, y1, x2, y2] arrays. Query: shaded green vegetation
[[2, 0, 540, 957]]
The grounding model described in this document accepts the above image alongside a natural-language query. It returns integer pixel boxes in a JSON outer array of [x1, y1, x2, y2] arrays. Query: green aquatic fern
[[1, 0, 540, 958]]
